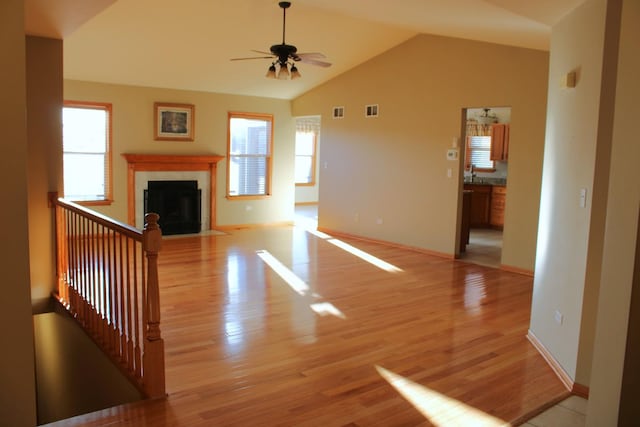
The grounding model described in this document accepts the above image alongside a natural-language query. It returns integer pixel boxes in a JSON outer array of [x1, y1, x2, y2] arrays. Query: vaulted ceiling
[[25, 0, 586, 100]]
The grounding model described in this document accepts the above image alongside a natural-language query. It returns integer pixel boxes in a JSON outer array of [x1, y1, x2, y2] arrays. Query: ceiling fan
[[231, 1, 331, 80]]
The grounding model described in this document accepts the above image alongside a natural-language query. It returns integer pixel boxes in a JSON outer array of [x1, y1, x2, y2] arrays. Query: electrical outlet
[[554, 310, 563, 325], [447, 168, 452, 178]]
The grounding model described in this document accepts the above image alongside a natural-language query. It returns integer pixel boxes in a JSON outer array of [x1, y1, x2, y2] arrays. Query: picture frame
[[154, 102, 195, 141]]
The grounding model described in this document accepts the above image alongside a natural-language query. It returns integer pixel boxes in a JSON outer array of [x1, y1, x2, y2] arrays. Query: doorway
[[458, 107, 511, 268]]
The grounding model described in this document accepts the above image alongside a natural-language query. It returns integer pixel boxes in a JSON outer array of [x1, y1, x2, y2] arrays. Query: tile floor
[[295, 205, 587, 427], [460, 228, 503, 268], [521, 395, 587, 427]]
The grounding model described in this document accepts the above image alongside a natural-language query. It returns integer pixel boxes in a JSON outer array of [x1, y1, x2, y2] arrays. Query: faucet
[[469, 164, 476, 183]]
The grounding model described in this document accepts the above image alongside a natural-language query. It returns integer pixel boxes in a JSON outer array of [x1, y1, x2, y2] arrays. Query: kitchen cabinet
[[490, 185, 507, 229], [490, 124, 509, 161], [460, 190, 472, 252], [464, 184, 492, 227]]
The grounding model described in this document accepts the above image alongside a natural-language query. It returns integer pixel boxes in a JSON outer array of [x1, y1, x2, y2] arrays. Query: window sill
[[226, 195, 271, 201], [295, 182, 316, 187]]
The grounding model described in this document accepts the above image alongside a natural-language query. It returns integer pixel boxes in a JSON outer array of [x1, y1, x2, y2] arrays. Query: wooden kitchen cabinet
[[464, 184, 492, 227], [490, 185, 507, 229], [490, 124, 510, 161]]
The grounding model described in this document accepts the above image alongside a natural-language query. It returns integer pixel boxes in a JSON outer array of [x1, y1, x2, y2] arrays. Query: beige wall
[[530, 0, 609, 386], [27, 36, 63, 307], [587, 0, 640, 424], [64, 81, 295, 227], [0, 0, 38, 425], [292, 34, 548, 269]]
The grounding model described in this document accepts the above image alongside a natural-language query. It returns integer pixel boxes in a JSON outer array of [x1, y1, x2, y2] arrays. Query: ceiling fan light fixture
[[277, 63, 290, 80], [266, 64, 277, 79], [290, 64, 301, 79], [232, 1, 330, 80]]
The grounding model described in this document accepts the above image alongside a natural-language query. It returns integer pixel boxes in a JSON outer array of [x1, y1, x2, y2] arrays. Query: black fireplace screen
[[144, 180, 201, 235]]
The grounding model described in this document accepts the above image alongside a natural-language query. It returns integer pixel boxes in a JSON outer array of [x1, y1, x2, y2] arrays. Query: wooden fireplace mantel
[[122, 154, 224, 229]]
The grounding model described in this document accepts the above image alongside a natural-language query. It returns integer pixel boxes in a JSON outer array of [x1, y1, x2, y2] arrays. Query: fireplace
[[122, 154, 224, 231], [144, 180, 201, 235]]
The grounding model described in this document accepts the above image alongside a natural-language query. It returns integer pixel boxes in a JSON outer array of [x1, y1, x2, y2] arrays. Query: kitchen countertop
[[463, 178, 507, 186]]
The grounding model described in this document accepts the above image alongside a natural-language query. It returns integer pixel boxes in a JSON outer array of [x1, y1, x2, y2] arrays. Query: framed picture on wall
[[154, 102, 195, 141]]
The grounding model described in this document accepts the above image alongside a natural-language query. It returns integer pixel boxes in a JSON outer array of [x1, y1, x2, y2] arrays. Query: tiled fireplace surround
[[122, 154, 224, 231]]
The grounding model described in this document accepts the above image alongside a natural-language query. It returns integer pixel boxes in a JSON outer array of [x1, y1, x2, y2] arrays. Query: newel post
[[48, 192, 68, 304], [142, 213, 166, 398]]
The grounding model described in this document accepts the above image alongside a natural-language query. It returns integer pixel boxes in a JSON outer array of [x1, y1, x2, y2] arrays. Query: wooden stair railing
[[49, 193, 166, 399]]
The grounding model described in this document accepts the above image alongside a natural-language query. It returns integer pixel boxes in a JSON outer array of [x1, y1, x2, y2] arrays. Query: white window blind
[[62, 103, 112, 202], [467, 136, 494, 170], [228, 114, 273, 197]]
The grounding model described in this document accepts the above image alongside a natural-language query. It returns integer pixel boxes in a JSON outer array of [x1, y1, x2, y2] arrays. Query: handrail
[[49, 193, 166, 399]]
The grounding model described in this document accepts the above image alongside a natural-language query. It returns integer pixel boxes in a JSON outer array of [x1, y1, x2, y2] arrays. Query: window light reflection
[[464, 272, 487, 315], [256, 250, 310, 295], [306, 228, 402, 273], [257, 249, 346, 320], [375, 365, 510, 427], [310, 302, 346, 319]]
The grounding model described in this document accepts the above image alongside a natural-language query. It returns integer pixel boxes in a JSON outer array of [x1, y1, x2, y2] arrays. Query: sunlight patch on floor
[[310, 302, 346, 319], [305, 228, 403, 273], [256, 249, 346, 319], [376, 365, 510, 427], [257, 250, 310, 295]]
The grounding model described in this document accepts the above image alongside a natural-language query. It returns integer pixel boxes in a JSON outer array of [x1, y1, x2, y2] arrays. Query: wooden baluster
[[101, 224, 109, 348], [133, 241, 142, 379], [111, 228, 120, 358], [90, 221, 96, 337], [126, 236, 134, 372], [119, 233, 127, 365], [68, 210, 76, 315], [142, 213, 166, 398]]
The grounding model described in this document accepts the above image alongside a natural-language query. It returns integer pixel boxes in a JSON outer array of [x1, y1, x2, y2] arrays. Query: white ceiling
[[25, 0, 585, 100]]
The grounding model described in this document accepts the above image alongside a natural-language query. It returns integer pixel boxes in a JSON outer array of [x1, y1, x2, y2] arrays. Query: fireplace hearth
[[144, 180, 201, 235]]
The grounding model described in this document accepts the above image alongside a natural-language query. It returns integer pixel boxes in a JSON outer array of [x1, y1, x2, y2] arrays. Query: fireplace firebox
[[144, 180, 201, 235]]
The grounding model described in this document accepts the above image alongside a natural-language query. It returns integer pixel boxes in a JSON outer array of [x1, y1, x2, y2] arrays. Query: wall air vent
[[365, 104, 379, 117], [332, 106, 344, 119]]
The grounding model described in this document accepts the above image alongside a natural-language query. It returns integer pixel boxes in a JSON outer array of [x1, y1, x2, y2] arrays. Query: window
[[295, 117, 320, 186], [227, 112, 273, 198], [62, 101, 112, 204], [465, 135, 494, 171], [294, 131, 317, 185]]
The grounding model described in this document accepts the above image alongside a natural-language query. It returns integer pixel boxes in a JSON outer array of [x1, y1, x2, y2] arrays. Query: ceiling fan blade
[[296, 52, 327, 59], [251, 49, 274, 56], [298, 57, 332, 68], [230, 56, 274, 61]]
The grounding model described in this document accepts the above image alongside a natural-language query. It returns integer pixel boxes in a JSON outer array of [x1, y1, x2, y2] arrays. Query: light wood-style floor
[[48, 221, 568, 426]]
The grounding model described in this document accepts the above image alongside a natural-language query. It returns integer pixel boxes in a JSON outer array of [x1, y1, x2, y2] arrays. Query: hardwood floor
[[47, 224, 568, 426]]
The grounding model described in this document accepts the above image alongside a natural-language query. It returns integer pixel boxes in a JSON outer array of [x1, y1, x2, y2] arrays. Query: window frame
[[294, 129, 317, 187], [62, 100, 113, 206], [226, 111, 274, 200], [465, 135, 496, 172]]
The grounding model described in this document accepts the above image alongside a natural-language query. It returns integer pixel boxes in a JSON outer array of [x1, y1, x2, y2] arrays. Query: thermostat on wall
[[447, 149, 459, 160]]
